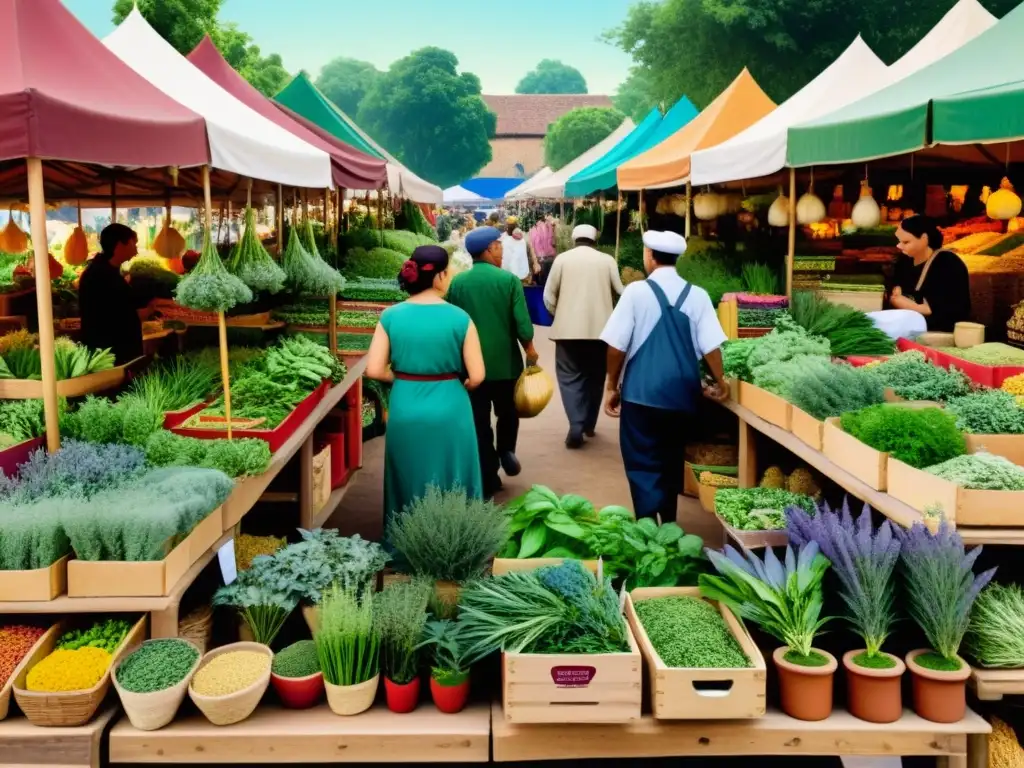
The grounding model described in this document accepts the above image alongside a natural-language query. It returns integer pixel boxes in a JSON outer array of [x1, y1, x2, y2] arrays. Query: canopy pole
[[277, 184, 284, 255], [323, 187, 330, 230], [684, 181, 692, 239], [639, 190, 645, 233], [204, 166, 232, 440], [226, 199, 232, 247], [111, 173, 117, 223], [786, 167, 796, 300], [247, 178, 253, 209], [614, 190, 622, 264], [378, 190, 384, 247], [27, 158, 60, 453]]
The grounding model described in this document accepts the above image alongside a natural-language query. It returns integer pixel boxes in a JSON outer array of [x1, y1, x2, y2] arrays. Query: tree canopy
[[544, 107, 625, 171], [606, 0, 1020, 109], [613, 67, 659, 123], [516, 59, 588, 94], [112, 0, 290, 97], [357, 47, 495, 189], [316, 58, 382, 116]]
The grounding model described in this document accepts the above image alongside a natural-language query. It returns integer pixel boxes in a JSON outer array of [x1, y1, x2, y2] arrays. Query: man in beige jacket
[[544, 224, 625, 448]]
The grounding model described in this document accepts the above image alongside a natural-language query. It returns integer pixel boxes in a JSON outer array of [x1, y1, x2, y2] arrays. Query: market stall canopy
[[617, 70, 775, 190], [932, 78, 1024, 144], [187, 37, 386, 191], [0, 0, 208, 179], [508, 119, 636, 200], [786, 0, 998, 167], [690, 37, 887, 186], [565, 99, 698, 198], [504, 167, 554, 199], [104, 9, 332, 189], [443, 185, 489, 205], [274, 73, 442, 203]]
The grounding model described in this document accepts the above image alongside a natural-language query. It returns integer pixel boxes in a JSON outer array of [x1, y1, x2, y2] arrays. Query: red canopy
[[0, 0, 209, 167], [188, 36, 386, 191]]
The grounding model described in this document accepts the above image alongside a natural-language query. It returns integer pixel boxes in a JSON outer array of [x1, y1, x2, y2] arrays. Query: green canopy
[[933, 79, 1024, 144], [275, 73, 383, 159]]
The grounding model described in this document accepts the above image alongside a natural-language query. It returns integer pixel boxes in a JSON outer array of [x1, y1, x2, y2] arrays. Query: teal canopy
[[564, 97, 698, 197]]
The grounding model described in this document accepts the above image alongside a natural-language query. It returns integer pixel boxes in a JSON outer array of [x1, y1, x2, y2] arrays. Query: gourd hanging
[[0, 207, 28, 253], [153, 222, 187, 260], [851, 181, 881, 229], [796, 172, 826, 225], [63, 202, 89, 266], [693, 190, 721, 221], [986, 177, 1022, 221], [767, 185, 789, 228]]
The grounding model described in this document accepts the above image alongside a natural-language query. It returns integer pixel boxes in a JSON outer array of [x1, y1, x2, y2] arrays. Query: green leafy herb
[[585, 514, 705, 588], [840, 404, 966, 469], [868, 351, 972, 401], [926, 452, 1024, 491], [714, 487, 816, 531], [373, 579, 432, 685], [175, 233, 253, 312], [635, 596, 750, 668], [226, 206, 286, 294], [500, 485, 596, 560], [315, 582, 380, 686], [945, 389, 1024, 435], [967, 583, 1024, 668], [788, 292, 894, 357], [788, 361, 886, 420]]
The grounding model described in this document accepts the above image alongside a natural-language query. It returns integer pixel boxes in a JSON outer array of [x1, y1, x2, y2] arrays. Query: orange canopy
[[617, 69, 776, 190]]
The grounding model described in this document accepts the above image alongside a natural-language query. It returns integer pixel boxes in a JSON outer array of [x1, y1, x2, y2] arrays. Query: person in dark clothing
[[79, 223, 142, 365]]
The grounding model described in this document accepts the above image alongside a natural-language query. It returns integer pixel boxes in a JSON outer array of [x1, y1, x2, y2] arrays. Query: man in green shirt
[[447, 226, 538, 497]]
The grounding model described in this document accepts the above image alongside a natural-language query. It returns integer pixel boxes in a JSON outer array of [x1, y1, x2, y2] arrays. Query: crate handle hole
[[691, 680, 734, 696]]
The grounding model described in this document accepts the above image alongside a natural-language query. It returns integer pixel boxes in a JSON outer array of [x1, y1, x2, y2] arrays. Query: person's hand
[[703, 379, 730, 403], [890, 293, 914, 310], [604, 388, 621, 418], [526, 352, 539, 367], [533, 261, 542, 275]]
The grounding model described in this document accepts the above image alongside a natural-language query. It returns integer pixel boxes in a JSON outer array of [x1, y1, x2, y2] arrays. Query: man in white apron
[[500, 216, 530, 281]]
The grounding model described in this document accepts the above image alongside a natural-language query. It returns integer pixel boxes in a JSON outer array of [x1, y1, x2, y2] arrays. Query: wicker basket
[[14, 615, 147, 727], [325, 674, 379, 716], [112, 639, 202, 731], [188, 642, 272, 726], [178, 604, 213, 654], [0, 623, 60, 721]]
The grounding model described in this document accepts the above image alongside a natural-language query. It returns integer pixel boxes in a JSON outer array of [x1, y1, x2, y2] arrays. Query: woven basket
[[188, 642, 272, 726], [112, 638, 202, 731], [14, 615, 147, 727], [325, 674, 379, 716], [514, 366, 554, 418], [177, 604, 213, 655], [0, 623, 60, 721]]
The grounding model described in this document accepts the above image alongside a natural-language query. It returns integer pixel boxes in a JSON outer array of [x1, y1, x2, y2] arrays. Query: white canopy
[[691, 38, 886, 185], [104, 9, 332, 188], [504, 168, 553, 199], [508, 119, 636, 200], [884, 0, 995, 85], [443, 185, 488, 205]]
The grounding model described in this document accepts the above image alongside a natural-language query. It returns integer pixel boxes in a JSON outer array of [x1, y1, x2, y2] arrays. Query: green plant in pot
[[213, 572, 297, 647], [314, 582, 380, 716], [270, 639, 323, 709], [788, 499, 903, 723], [374, 579, 432, 713], [700, 542, 835, 721], [416, 619, 489, 714], [387, 486, 510, 617], [896, 522, 995, 723]]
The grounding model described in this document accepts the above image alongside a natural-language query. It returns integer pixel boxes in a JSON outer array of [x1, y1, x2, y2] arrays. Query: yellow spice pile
[[191, 651, 269, 696]]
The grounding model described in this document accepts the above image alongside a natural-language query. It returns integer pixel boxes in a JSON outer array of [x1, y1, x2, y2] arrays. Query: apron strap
[[674, 282, 693, 311], [915, 251, 940, 293], [645, 278, 672, 310]]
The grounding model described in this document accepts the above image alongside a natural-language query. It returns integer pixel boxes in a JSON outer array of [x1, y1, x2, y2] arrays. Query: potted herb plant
[[788, 500, 903, 723], [314, 582, 380, 716], [700, 543, 835, 721], [270, 639, 323, 709], [416, 619, 488, 714], [896, 522, 995, 723], [213, 571, 297, 648], [374, 579, 432, 713]]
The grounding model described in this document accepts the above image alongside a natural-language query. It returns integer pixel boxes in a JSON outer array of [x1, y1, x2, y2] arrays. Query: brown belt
[[393, 371, 460, 382]]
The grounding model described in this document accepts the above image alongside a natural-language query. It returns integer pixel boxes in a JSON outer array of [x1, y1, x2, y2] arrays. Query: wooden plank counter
[[0, 706, 117, 768]]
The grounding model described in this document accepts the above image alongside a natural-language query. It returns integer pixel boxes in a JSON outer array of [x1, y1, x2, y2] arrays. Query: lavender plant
[[787, 500, 900, 668], [699, 543, 832, 665], [895, 522, 996, 671]]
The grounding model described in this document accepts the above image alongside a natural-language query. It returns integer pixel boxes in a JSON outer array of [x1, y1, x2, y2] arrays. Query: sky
[[62, 0, 637, 95]]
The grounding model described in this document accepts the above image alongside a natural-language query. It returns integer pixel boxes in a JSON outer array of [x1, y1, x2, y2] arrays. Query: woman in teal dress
[[365, 245, 485, 523]]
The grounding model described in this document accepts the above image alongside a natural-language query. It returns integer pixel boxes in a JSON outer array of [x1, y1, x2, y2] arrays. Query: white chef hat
[[642, 229, 687, 257], [572, 224, 598, 242]]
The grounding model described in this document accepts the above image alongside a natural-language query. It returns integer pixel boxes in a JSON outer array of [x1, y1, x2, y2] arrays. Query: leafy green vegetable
[[500, 485, 596, 560], [926, 452, 1024, 491], [175, 233, 253, 312], [752, 354, 834, 399], [57, 619, 131, 653], [0, 398, 49, 442], [127, 358, 218, 413], [714, 487, 816, 531], [840, 404, 966, 469], [585, 515, 705, 588], [340, 278, 408, 303], [737, 308, 781, 327], [634, 596, 751, 668], [945, 389, 1024, 435], [788, 361, 886, 420], [868, 351, 972, 402], [342, 246, 406, 280], [788, 292, 894, 357], [143, 429, 271, 477]]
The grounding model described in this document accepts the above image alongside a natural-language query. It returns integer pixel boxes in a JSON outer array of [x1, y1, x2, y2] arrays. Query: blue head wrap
[[465, 226, 501, 258]]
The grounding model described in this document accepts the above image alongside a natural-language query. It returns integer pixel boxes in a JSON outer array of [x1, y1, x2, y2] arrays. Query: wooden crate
[[67, 507, 222, 598], [719, 521, 789, 550], [887, 458, 1024, 527], [0, 555, 68, 602], [0, 363, 129, 400], [966, 433, 1024, 467], [697, 484, 717, 514], [625, 588, 766, 720], [822, 418, 888, 491], [492, 559, 599, 576], [738, 383, 792, 430], [790, 407, 824, 451]]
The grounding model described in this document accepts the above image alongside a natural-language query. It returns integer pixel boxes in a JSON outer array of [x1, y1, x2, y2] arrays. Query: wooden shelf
[[108, 703, 490, 763], [490, 702, 989, 762], [0, 705, 117, 768], [970, 666, 1024, 701], [312, 469, 361, 529]]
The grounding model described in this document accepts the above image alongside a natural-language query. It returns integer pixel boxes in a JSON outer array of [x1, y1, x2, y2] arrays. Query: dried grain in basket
[[112, 638, 202, 731], [188, 641, 272, 726], [177, 604, 213, 654], [13, 615, 147, 727], [0, 623, 61, 721]]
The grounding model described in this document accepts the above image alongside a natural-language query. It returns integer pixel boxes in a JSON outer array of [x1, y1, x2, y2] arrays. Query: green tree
[[357, 47, 495, 188], [544, 107, 625, 171], [316, 58, 381, 116], [516, 59, 588, 94], [613, 67, 660, 123], [211, 23, 290, 96]]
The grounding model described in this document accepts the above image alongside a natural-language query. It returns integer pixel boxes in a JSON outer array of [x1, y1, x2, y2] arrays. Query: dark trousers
[[555, 340, 606, 435], [536, 257, 555, 287], [469, 379, 520, 493], [620, 400, 689, 521]]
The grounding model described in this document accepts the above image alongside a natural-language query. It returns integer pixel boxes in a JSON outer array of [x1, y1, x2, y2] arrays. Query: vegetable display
[[867, 351, 972, 402], [175, 233, 253, 313], [272, 640, 320, 679], [191, 651, 270, 696], [0, 398, 47, 444], [714, 487, 816, 531], [27, 647, 111, 692], [935, 343, 1024, 366], [501, 486, 597, 560], [281, 226, 345, 297], [945, 389, 1024, 434], [116, 639, 200, 693], [967, 583, 1024, 669], [343, 247, 406, 281], [788, 361, 886, 421], [127, 358, 218, 414], [840, 405, 966, 469], [787, 292, 894, 356], [634, 596, 750, 668], [585, 514, 705, 588], [925, 452, 1024, 491], [340, 278, 408, 303], [0, 625, 46, 687], [0, 337, 114, 381]]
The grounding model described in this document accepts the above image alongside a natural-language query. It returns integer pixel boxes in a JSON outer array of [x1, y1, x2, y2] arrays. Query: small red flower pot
[[270, 671, 324, 709], [430, 673, 470, 714], [385, 676, 420, 713]]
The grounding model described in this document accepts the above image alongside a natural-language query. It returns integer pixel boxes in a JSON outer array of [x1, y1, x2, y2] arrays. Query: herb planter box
[[491, 558, 599, 576], [0, 622, 59, 720], [162, 400, 208, 430], [67, 506, 223, 598], [0, 435, 43, 477], [0, 554, 68, 602], [625, 588, 766, 720], [697, 484, 717, 514], [738, 382, 792, 430], [0, 361, 132, 400], [501, 623, 642, 724], [897, 337, 1024, 388], [823, 418, 888, 491], [887, 458, 1024, 527], [716, 520, 789, 550], [965, 433, 1024, 467], [790, 408, 825, 451], [172, 379, 330, 453], [14, 614, 146, 727]]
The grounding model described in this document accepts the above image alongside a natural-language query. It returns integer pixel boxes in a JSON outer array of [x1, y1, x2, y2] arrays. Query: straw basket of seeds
[[188, 642, 272, 726]]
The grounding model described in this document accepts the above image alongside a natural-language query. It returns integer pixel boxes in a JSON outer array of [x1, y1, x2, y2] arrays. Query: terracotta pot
[[385, 676, 420, 714], [842, 650, 905, 723], [905, 649, 971, 723], [325, 674, 379, 716], [270, 671, 324, 710], [430, 672, 470, 714], [772, 646, 837, 722]]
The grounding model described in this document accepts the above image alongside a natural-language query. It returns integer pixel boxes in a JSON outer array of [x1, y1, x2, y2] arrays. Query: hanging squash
[[64, 203, 88, 266], [153, 223, 186, 260], [767, 187, 789, 228], [669, 195, 689, 218], [986, 177, 1022, 221], [693, 192, 721, 221], [655, 196, 673, 215], [796, 182, 826, 225], [1, 212, 28, 253], [851, 182, 881, 229], [722, 193, 743, 215]]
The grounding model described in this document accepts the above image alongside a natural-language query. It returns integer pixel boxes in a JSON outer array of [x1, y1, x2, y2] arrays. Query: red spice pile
[[0, 625, 46, 687]]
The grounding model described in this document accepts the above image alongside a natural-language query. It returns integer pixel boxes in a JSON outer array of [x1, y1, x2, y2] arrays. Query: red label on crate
[[550, 666, 596, 688]]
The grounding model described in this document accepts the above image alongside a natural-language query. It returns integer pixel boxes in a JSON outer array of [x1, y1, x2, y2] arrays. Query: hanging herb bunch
[[226, 206, 286, 294], [282, 220, 346, 297], [175, 231, 253, 312]]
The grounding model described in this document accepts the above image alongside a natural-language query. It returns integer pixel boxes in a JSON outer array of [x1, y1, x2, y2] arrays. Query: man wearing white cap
[[543, 224, 624, 448], [600, 229, 730, 521]]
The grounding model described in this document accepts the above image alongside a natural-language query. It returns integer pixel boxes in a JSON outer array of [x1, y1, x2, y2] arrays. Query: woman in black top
[[889, 214, 971, 332]]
